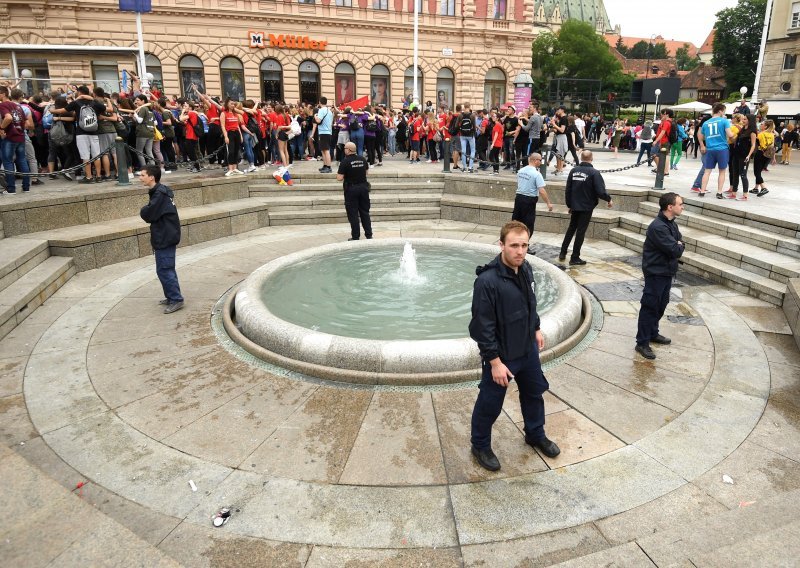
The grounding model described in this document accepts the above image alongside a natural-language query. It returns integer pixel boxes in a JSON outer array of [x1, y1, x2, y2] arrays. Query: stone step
[[268, 206, 441, 226], [19, 197, 272, 272], [0, 238, 50, 294], [249, 181, 445, 193], [263, 193, 442, 212], [609, 227, 787, 305], [639, 200, 800, 259], [0, 255, 74, 339], [290, 171, 446, 181], [621, 211, 800, 284]]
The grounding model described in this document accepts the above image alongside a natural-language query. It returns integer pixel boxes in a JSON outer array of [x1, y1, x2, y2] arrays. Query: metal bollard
[[539, 144, 549, 180], [115, 137, 131, 186], [442, 139, 450, 173], [653, 146, 668, 190]]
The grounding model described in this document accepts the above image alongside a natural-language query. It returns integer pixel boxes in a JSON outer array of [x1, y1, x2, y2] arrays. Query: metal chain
[[0, 147, 114, 177]]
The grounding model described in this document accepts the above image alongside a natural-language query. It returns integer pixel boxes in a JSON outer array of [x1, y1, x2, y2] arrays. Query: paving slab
[[547, 541, 656, 567], [755, 331, 800, 367], [535, 409, 625, 468], [305, 545, 463, 567]]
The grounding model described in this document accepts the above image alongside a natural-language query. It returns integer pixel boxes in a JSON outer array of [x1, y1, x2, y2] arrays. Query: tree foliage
[[615, 37, 628, 56], [531, 19, 633, 101], [676, 43, 700, 71], [712, 0, 767, 95], [627, 40, 668, 59]]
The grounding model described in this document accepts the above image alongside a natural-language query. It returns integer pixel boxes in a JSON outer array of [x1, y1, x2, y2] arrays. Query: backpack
[[448, 115, 459, 136], [50, 120, 73, 146], [459, 114, 475, 136], [42, 110, 54, 130], [666, 120, 678, 144], [78, 102, 99, 132], [246, 113, 260, 138], [289, 115, 301, 139], [366, 116, 378, 132], [640, 124, 652, 140], [199, 113, 209, 134], [348, 113, 361, 133]]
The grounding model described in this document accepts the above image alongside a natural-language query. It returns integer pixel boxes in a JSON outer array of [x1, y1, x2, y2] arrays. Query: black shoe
[[569, 258, 587, 266], [348, 237, 359, 241], [749, 188, 760, 194], [163, 301, 185, 314], [471, 446, 501, 471], [558, 255, 566, 262], [651, 334, 671, 345], [526, 436, 561, 458], [757, 188, 769, 197], [79, 177, 93, 184], [635, 343, 656, 360]]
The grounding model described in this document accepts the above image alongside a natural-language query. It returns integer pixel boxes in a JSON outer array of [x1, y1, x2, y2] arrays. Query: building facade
[[758, 0, 800, 100], [0, 0, 616, 109]]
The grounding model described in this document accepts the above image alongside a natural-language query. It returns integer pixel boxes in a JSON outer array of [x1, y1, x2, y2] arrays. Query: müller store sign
[[249, 31, 328, 51]]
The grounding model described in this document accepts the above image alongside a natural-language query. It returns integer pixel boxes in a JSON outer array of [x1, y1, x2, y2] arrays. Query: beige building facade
[[0, 0, 582, 110], [758, 0, 800, 101]]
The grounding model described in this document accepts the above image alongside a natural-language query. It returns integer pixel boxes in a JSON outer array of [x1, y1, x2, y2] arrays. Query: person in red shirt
[[273, 104, 291, 167], [408, 109, 423, 164], [490, 111, 503, 175], [425, 112, 440, 163], [650, 109, 673, 175], [179, 100, 201, 173], [220, 98, 244, 176]]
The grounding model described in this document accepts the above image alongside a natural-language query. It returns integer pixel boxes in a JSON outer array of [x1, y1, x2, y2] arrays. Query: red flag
[[339, 95, 369, 111]]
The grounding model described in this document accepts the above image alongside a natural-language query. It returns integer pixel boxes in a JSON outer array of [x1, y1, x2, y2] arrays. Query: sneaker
[[79, 177, 93, 184], [158, 299, 170, 305], [651, 334, 671, 345], [246, 165, 258, 173], [716, 193, 724, 199], [163, 301, 185, 314], [757, 188, 769, 197], [471, 446, 501, 471], [635, 343, 656, 360], [234, 169, 246, 175], [376, 162, 383, 167], [569, 258, 587, 266], [690, 187, 701, 193], [163, 170, 172, 174], [469, 169, 474, 174], [2, 190, 17, 195], [558, 255, 566, 262], [63, 172, 74, 181], [750, 188, 760, 194], [736, 195, 749, 201], [724, 192, 737, 199], [189, 168, 201, 173], [224, 170, 236, 177], [426, 159, 433, 163]]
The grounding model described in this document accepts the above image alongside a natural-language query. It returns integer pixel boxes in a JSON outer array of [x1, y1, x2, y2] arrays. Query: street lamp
[[654, 88, 662, 121], [739, 86, 748, 109]]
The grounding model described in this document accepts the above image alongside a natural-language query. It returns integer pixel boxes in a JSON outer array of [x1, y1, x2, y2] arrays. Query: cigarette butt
[[189, 479, 197, 492]]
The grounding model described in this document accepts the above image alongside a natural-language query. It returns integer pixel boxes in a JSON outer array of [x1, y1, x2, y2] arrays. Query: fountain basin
[[230, 238, 589, 385]]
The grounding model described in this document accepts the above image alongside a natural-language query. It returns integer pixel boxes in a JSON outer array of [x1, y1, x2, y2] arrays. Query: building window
[[336, 0, 352, 6], [144, 54, 163, 92], [436, 68, 455, 111], [179, 55, 205, 100], [792, 2, 800, 28], [781, 81, 792, 93], [260, 58, 283, 102], [484, 67, 506, 109], [370, 64, 390, 107], [220, 57, 245, 101], [784, 54, 797, 71], [440, 0, 454, 16], [404, 66, 424, 107], [372, 0, 387, 8], [92, 62, 120, 95], [298, 0, 315, 3], [492, 0, 506, 19], [299, 60, 320, 105], [17, 60, 50, 97], [334, 62, 356, 107]]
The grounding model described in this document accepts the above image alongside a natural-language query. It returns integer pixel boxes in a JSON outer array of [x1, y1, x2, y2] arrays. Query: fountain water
[[397, 242, 425, 285]]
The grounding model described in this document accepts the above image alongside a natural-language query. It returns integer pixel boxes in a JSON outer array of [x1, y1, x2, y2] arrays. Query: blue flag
[[119, 0, 152, 12], [121, 70, 128, 92]]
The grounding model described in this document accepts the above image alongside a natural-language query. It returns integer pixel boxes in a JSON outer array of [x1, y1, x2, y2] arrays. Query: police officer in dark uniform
[[558, 150, 613, 265], [337, 141, 372, 241], [469, 220, 560, 472]]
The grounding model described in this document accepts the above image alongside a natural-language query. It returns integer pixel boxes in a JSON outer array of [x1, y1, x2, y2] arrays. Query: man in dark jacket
[[469, 221, 560, 472], [139, 164, 184, 314], [635, 192, 685, 360], [559, 150, 613, 265]]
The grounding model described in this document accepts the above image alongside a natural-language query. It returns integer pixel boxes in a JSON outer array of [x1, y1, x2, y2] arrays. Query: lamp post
[[653, 88, 661, 121], [739, 86, 748, 110]]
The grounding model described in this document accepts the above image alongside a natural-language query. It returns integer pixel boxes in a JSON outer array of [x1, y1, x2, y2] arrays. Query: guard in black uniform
[[337, 141, 372, 241]]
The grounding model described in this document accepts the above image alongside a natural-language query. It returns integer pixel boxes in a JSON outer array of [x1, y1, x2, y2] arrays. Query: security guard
[[336, 141, 373, 241]]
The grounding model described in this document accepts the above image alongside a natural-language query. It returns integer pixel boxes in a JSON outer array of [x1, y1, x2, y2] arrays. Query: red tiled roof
[[604, 34, 698, 57], [680, 63, 726, 90], [697, 28, 715, 55]]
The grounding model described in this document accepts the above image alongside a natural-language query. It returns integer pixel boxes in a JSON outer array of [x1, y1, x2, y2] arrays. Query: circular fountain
[[227, 238, 590, 385]]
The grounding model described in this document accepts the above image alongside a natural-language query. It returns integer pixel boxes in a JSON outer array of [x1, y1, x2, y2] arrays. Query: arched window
[[220, 56, 245, 101], [260, 59, 283, 102], [404, 66, 424, 107], [370, 64, 390, 107], [334, 61, 356, 107], [298, 60, 320, 105], [436, 68, 455, 111], [179, 55, 205, 100], [144, 54, 163, 91], [484, 67, 506, 109]]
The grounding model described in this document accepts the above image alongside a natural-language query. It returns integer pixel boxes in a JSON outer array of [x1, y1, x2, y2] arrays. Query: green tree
[[628, 40, 649, 59], [615, 36, 628, 56], [713, 0, 767, 95], [676, 43, 700, 71], [531, 20, 633, 102], [627, 40, 668, 59], [651, 43, 668, 59]]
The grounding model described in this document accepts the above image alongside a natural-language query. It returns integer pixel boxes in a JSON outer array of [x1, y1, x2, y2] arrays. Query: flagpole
[[136, 11, 149, 90], [413, 0, 419, 106]]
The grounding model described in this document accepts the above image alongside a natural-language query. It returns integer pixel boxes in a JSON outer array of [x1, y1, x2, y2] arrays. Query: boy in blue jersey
[[697, 103, 734, 198]]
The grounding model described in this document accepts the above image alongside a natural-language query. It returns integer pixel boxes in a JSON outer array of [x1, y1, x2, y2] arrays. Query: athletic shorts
[[555, 134, 568, 157], [98, 133, 116, 152], [702, 148, 729, 170], [410, 140, 420, 151], [75, 134, 101, 161], [318, 134, 332, 152]]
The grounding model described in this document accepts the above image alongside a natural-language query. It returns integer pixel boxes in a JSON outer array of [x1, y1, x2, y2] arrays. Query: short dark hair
[[93, 87, 106, 98], [143, 164, 161, 183], [661, 108, 674, 118], [136, 94, 148, 103], [500, 220, 530, 242], [712, 102, 726, 114], [77, 85, 91, 95], [659, 192, 681, 211], [319, 96, 327, 105]]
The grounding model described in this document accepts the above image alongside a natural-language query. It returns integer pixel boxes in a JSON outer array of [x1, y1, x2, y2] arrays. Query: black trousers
[[511, 194, 538, 238], [207, 123, 225, 164], [560, 210, 593, 260], [344, 185, 372, 239], [636, 275, 672, 346], [365, 136, 377, 165]]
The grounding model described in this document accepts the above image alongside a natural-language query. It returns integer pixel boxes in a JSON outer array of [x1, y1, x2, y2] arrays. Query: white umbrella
[[667, 101, 713, 112]]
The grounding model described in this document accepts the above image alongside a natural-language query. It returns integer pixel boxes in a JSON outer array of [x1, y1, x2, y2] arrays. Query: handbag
[[154, 128, 164, 142], [433, 131, 442, 143]]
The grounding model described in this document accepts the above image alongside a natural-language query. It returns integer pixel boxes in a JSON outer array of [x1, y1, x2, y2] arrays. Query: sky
[[603, 0, 740, 47]]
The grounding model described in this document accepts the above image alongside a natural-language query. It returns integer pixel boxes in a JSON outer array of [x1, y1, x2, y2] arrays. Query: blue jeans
[[155, 246, 183, 303], [471, 346, 549, 450], [460, 136, 476, 170], [387, 130, 397, 154], [242, 131, 256, 165], [692, 165, 705, 189], [1, 139, 30, 193], [290, 132, 305, 159], [637, 142, 653, 165], [349, 129, 364, 157]]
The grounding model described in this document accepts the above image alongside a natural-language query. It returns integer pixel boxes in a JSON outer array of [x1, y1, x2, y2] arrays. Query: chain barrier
[[0, 147, 114, 178]]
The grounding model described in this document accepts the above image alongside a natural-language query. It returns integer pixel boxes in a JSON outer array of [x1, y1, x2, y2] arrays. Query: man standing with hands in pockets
[[469, 221, 560, 472]]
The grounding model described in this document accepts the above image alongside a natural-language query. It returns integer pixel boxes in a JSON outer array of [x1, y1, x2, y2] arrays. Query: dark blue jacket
[[469, 255, 541, 363], [140, 183, 181, 250], [565, 162, 611, 212], [642, 211, 684, 277]]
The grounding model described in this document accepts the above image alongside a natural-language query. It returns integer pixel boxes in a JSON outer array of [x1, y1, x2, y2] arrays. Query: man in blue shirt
[[698, 102, 734, 198], [315, 96, 334, 173], [511, 153, 553, 255]]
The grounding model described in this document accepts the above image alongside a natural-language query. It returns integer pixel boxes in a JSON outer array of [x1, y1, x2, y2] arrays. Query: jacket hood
[[476, 255, 502, 276], [150, 183, 174, 199]]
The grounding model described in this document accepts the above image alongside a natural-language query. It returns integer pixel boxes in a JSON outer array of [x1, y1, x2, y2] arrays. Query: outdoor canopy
[[666, 101, 713, 112]]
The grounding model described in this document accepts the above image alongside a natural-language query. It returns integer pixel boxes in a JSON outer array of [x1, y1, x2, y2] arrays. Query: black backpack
[[666, 119, 678, 144], [459, 114, 475, 136], [448, 115, 460, 136], [191, 113, 203, 138], [366, 117, 378, 132], [348, 113, 361, 132]]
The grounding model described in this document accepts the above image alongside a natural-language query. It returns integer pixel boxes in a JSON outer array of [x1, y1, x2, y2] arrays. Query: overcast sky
[[603, 0, 741, 47]]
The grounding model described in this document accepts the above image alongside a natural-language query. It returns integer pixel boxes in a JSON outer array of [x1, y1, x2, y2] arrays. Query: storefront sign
[[513, 86, 532, 109], [249, 31, 328, 51]]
